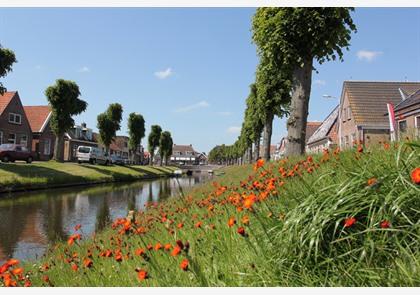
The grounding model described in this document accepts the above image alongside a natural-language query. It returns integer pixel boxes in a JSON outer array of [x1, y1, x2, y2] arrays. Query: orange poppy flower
[[177, 222, 184, 229], [6, 259, 20, 267], [253, 159, 265, 171], [384, 144, 389, 149], [154, 243, 162, 251], [367, 178, 377, 185], [357, 147, 363, 153], [71, 264, 79, 272], [195, 221, 202, 228], [115, 253, 123, 262], [180, 259, 189, 271], [84, 260, 93, 268], [12, 267, 23, 275], [228, 217, 236, 227], [74, 224, 82, 232], [137, 269, 148, 280], [164, 244, 172, 251], [24, 279, 31, 287], [411, 168, 420, 184], [344, 217, 356, 227], [171, 245, 182, 257], [242, 216, 249, 224]]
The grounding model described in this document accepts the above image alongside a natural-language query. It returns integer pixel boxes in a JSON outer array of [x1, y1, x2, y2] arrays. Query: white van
[[76, 146, 109, 165]]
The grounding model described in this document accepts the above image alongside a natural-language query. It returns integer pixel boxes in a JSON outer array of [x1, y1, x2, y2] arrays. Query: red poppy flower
[[411, 168, 420, 184], [344, 217, 356, 227], [380, 221, 390, 228], [180, 259, 189, 271], [237, 227, 246, 236], [357, 147, 363, 153], [367, 178, 377, 185]]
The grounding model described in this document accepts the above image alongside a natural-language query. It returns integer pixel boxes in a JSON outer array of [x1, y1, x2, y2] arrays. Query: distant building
[[64, 122, 99, 161], [306, 106, 339, 154], [393, 88, 420, 139], [170, 144, 199, 165]]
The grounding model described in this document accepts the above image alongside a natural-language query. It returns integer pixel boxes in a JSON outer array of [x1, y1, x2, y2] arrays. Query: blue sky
[[1, 4, 419, 155]]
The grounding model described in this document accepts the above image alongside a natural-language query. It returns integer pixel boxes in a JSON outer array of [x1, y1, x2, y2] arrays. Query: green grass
[[0, 161, 180, 193], [1, 139, 419, 287]]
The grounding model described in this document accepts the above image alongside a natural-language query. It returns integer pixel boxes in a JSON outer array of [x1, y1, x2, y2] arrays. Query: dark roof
[[307, 106, 339, 145], [394, 88, 420, 111], [343, 81, 420, 126], [172, 144, 196, 155]]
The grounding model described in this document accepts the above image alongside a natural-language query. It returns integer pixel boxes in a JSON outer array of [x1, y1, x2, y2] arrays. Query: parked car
[[110, 154, 125, 165], [76, 146, 109, 165], [0, 144, 38, 163], [123, 157, 132, 165]]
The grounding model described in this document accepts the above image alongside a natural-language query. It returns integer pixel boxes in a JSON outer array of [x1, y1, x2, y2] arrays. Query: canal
[[0, 174, 214, 265]]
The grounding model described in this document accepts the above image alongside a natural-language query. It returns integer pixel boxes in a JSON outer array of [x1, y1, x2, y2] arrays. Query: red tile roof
[[306, 122, 323, 142], [0, 91, 17, 115], [23, 106, 52, 132]]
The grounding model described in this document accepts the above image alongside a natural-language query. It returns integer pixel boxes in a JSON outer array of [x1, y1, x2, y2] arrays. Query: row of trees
[[0, 48, 173, 165], [209, 7, 357, 164]]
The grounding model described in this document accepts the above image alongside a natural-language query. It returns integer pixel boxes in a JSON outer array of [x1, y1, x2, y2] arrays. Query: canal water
[[0, 174, 213, 265]]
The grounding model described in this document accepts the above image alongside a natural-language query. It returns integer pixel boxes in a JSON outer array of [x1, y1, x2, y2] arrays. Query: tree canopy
[[127, 112, 146, 160], [147, 125, 162, 166], [158, 131, 173, 166], [252, 7, 356, 156], [0, 45, 17, 95], [97, 103, 123, 155], [45, 79, 88, 162]]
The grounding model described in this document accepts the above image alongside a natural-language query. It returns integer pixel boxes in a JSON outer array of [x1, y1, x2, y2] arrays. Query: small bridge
[[174, 164, 225, 174]]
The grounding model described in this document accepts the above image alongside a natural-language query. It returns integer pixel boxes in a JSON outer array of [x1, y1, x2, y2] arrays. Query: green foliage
[[127, 112, 146, 153], [97, 103, 123, 153], [0, 44, 18, 95], [158, 131, 173, 165], [148, 125, 162, 165], [45, 79, 88, 136]]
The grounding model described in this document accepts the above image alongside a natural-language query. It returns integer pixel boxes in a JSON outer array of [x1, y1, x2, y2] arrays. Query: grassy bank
[[0, 161, 180, 194], [1, 138, 419, 287]]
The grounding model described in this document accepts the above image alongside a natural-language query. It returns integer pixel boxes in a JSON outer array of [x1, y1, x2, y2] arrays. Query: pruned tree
[[0, 44, 18, 95], [147, 125, 162, 166], [97, 103, 123, 155], [252, 7, 356, 157], [45, 79, 88, 162], [158, 131, 173, 166], [127, 112, 145, 164]]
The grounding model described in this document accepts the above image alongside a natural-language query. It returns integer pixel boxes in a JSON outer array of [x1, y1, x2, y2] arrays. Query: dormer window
[[186, 151, 193, 156], [9, 113, 21, 124], [174, 151, 181, 155]]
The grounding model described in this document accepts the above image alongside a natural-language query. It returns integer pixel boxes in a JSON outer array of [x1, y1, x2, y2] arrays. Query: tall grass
[[1, 139, 419, 287]]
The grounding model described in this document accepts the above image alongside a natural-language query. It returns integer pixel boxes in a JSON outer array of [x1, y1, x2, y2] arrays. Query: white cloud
[[216, 111, 232, 116], [226, 126, 241, 134], [357, 50, 383, 62], [35, 65, 47, 70], [172, 100, 210, 113], [314, 79, 326, 86], [155, 68, 173, 79], [79, 66, 90, 72]]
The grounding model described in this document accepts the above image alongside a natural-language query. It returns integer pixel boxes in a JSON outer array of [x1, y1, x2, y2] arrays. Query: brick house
[[23, 105, 56, 161], [0, 91, 33, 149], [338, 81, 420, 148], [306, 106, 339, 154], [170, 144, 198, 165], [393, 88, 420, 140]]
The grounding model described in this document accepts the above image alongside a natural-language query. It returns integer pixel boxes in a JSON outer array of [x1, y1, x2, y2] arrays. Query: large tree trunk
[[247, 144, 253, 164], [285, 59, 313, 157], [53, 133, 65, 162], [253, 138, 260, 161], [262, 111, 274, 161]]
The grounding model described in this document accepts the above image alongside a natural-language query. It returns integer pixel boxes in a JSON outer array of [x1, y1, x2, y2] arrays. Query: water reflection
[[0, 174, 212, 265]]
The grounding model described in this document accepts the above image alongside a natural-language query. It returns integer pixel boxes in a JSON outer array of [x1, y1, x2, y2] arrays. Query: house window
[[0, 131, 2, 144], [9, 113, 22, 124], [8, 133, 16, 144], [21, 135, 28, 147], [398, 120, 407, 133], [348, 107, 352, 120], [174, 151, 181, 155], [415, 116, 420, 129], [44, 139, 51, 155], [345, 135, 349, 147], [342, 108, 347, 122], [186, 151, 193, 156]]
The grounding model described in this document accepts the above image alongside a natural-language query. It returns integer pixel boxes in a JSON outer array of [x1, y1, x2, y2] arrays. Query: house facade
[[0, 91, 33, 149], [393, 88, 420, 140], [170, 144, 199, 165], [64, 122, 99, 161], [339, 81, 420, 148], [23, 106, 56, 161]]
